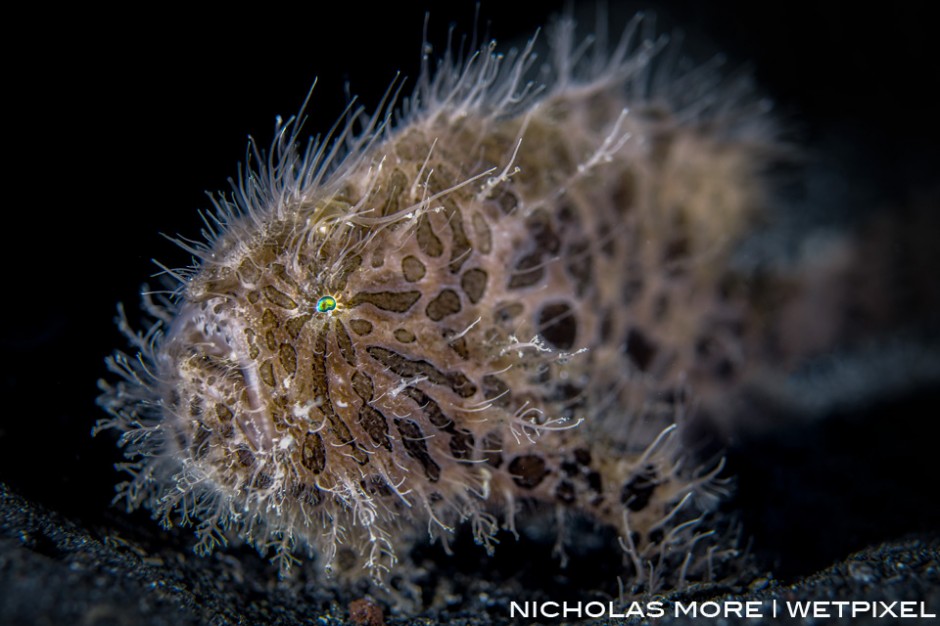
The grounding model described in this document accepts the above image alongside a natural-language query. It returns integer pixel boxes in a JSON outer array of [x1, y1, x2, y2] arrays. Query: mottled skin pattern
[[98, 17, 773, 594]]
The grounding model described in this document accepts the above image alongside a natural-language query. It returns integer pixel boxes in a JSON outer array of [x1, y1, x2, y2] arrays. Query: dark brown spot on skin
[[426, 289, 462, 321], [538, 302, 577, 350], [554, 383, 586, 417], [367, 346, 477, 398], [312, 328, 368, 465], [402, 387, 450, 429], [446, 372, 477, 398], [191, 426, 211, 459], [323, 406, 353, 444], [247, 291, 260, 304], [621, 466, 658, 512], [352, 371, 374, 402], [557, 200, 579, 225], [653, 292, 669, 318], [202, 266, 239, 294], [333, 318, 357, 366], [556, 480, 576, 504], [648, 528, 664, 545], [444, 203, 472, 273], [494, 189, 518, 215], [695, 336, 713, 358], [327, 418, 367, 464], [270, 263, 299, 291], [482, 375, 511, 407], [271, 408, 289, 432], [401, 255, 426, 282], [428, 165, 459, 197], [349, 319, 373, 335], [278, 343, 297, 374], [359, 405, 392, 451], [262, 309, 277, 328], [655, 387, 687, 407], [370, 245, 385, 268], [650, 127, 676, 166], [381, 169, 408, 217], [416, 214, 443, 257], [471, 211, 492, 254], [599, 308, 614, 343], [395, 419, 441, 481], [586, 471, 603, 493], [629, 531, 641, 551], [301, 432, 326, 473], [598, 221, 616, 257], [448, 335, 469, 359], [508, 454, 549, 489], [495, 302, 524, 325], [259, 360, 276, 387], [333, 254, 362, 292], [215, 404, 233, 421], [663, 235, 689, 264], [715, 357, 735, 380], [573, 448, 592, 466], [460, 268, 488, 304], [613, 167, 636, 214], [483, 432, 503, 468], [235, 446, 255, 468], [625, 328, 657, 372], [508, 252, 544, 289], [245, 330, 258, 360], [262, 285, 298, 309], [285, 314, 311, 339], [252, 473, 275, 489], [350, 290, 421, 313], [565, 240, 593, 297], [449, 429, 474, 462], [622, 274, 644, 305], [265, 330, 278, 352], [360, 475, 393, 498], [238, 258, 261, 283], [526, 209, 561, 255], [394, 328, 416, 343], [297, 484, 323, 506], [697, 330, 737, 381]]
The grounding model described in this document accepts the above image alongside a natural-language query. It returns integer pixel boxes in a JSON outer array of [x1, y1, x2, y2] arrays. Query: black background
[[3, 0, 938, 586]]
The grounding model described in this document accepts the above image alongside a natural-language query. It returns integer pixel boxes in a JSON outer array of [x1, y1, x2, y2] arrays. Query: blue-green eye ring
[[316, 295, 338, 313]]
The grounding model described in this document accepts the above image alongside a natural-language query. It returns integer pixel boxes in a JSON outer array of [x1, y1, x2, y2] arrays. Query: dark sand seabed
[[1, 476, 938, 625]]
